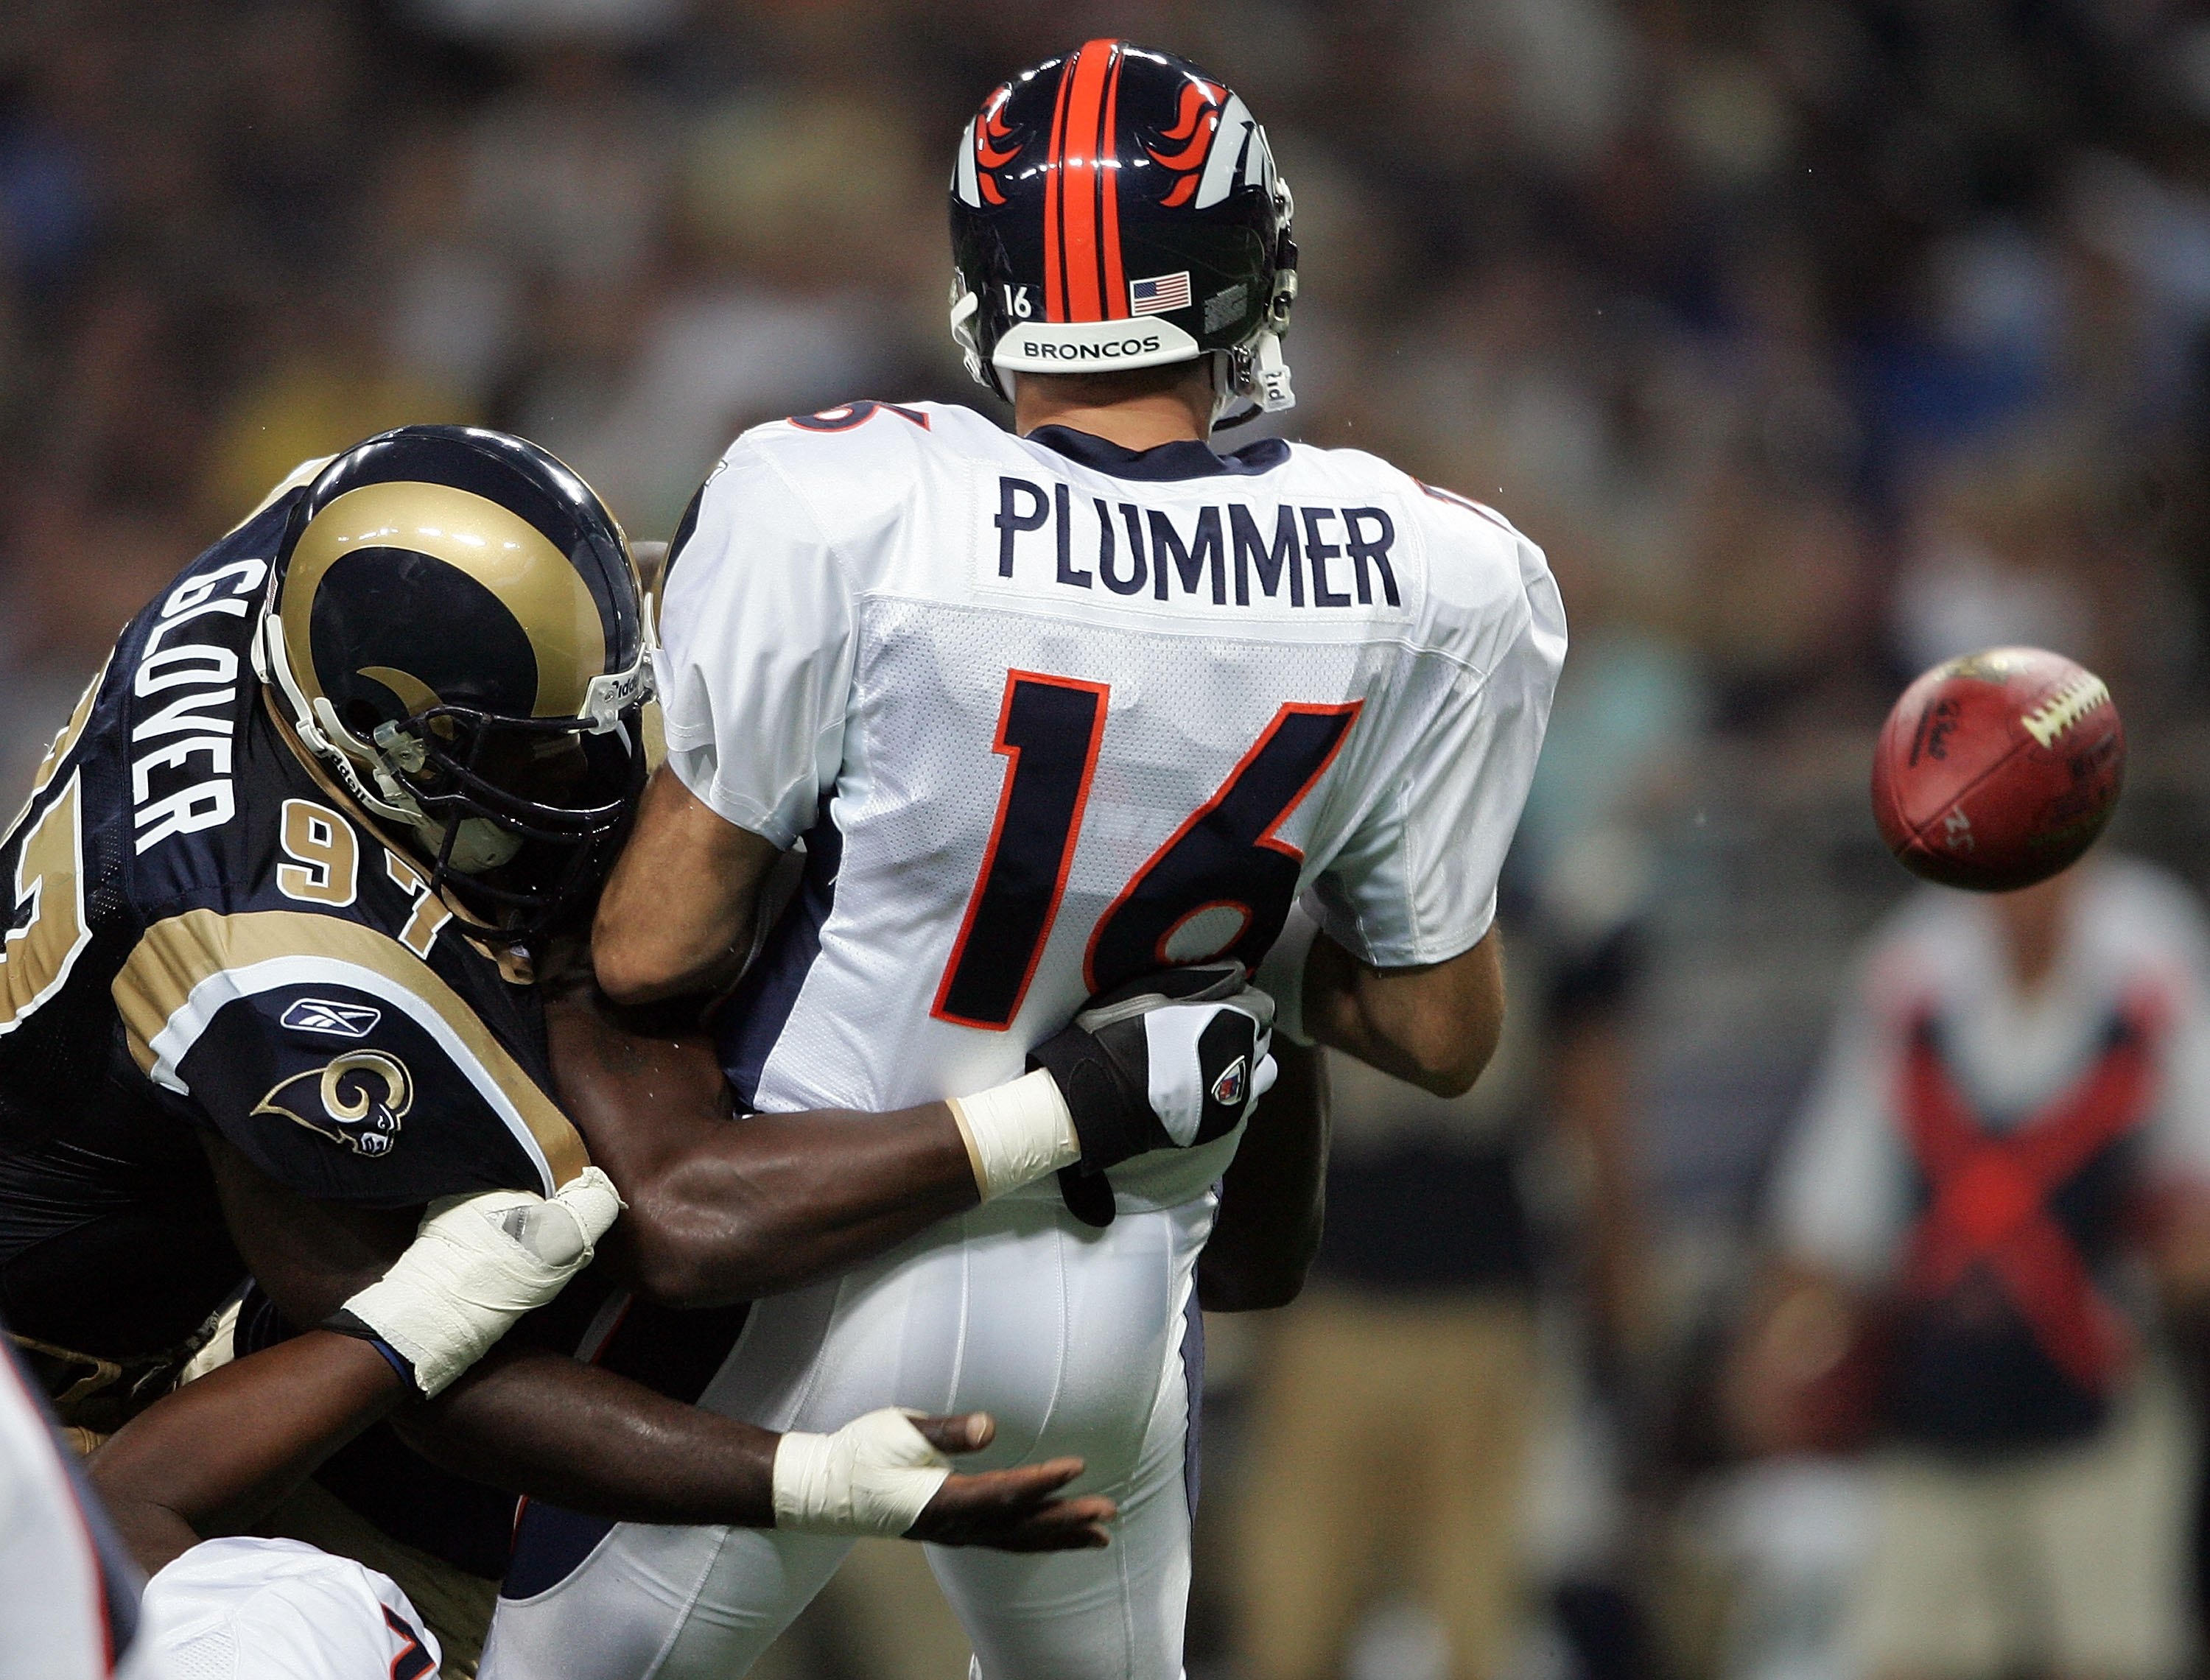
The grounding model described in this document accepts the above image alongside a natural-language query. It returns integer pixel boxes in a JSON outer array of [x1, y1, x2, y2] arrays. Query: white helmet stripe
[[1195, 94, 1255, 210], [953, 119, 982, 209]]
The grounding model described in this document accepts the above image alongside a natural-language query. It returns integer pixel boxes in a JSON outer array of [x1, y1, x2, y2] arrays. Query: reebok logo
[[281, 998, 383, 1038]]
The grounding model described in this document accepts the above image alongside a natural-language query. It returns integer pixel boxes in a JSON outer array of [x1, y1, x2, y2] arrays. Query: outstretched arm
[[547, 938, 1275, 1305], [543, 991, 981, 1307], [198, 1137, 1112, 1550]]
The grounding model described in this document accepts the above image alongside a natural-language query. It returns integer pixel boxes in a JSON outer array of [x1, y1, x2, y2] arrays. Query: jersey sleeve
[[1310, 513, 1566, 966], [655, 441, 858, 849], [113, 909, 581, 1206]]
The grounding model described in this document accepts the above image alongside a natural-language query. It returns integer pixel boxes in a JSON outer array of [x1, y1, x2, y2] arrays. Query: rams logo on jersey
[[254, 1050, 413, 1157]]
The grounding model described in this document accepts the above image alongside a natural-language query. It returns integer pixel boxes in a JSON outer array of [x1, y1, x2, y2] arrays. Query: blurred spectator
[[463, 43, 675, 288], [1232, 913, 1647, 1680], [1736, 860, 2210, 1680], [198, 284, 478, 523]]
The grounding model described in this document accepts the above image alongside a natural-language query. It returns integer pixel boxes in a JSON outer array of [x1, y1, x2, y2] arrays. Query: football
[[1870, 646, 2125, 892]]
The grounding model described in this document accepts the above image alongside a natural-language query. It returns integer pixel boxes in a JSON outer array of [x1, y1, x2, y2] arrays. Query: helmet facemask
[[375, 703, 647, 938], [259, 606, 651, 943]]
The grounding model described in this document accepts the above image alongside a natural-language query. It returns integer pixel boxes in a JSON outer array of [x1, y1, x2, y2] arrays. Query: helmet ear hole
[[343, 700, 386, 739]]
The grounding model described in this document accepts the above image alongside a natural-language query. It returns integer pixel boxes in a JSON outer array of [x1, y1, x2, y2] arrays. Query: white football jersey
[[656, 401, 1564, 1210]]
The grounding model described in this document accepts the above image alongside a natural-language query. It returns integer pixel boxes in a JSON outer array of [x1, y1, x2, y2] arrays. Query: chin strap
[[1211, 333, 1298, 431], [1249, 329, 1296, 412], [951, 284, 1009, 401]]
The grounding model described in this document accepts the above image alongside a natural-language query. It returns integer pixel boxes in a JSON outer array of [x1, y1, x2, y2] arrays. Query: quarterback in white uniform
[[485, 38, 1564, 1680]]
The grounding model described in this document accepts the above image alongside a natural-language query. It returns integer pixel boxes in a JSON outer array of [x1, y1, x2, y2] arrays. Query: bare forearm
[[1556, 1016, 1647, 1353], [90, 1332, 404, 1572], [546, 994, 981, 1306], [1199, 1040, 1328, 1312], [594, 767, 776, 1003], [1305, 927, 1504, 1097], [397, 1343, 778, 1526], [620, 1105, 981, 1305], [200, 1138, 782, 1528]]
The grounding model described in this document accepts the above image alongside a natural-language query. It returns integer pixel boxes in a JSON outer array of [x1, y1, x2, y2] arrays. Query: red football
[[1871, 647, 2125, 892]]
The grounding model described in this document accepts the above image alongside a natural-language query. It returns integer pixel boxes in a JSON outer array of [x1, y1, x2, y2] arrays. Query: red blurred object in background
[[1730, 1282, 1895, 1458], [1871, 647, 2125, 892]]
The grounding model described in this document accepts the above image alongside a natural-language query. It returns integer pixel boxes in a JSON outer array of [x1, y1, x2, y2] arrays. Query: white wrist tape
[[344, 1168, 625, 1397], [1254, 899, 1322, 1046], [947, 1069, 1080, 1200], [772, 1408, 953, 1536]]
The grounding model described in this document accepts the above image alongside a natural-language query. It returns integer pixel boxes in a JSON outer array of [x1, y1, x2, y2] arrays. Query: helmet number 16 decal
[[931, 670, 1359, 1030]]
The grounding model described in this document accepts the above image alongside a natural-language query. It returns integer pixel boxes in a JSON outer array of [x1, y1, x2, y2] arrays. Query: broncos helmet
[[949, 39, 1298, 423], [254, 425, 652, 937]]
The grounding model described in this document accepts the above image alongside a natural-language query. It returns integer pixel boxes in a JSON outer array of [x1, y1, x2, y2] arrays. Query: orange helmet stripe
[[1058, 40, 1116, 322], [1041, 52, 1076, 321], [1099, 44, 1128, 318]]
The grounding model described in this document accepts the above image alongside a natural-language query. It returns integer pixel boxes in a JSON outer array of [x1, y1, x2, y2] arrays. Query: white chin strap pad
[[772, 1409, 953, 1536]]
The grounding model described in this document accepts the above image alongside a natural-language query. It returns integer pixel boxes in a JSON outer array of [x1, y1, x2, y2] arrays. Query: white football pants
[[481, 1192, 1211, 1680]]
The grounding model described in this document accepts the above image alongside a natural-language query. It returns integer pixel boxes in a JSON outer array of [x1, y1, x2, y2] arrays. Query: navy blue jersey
[[0, 484, 589, 1360]]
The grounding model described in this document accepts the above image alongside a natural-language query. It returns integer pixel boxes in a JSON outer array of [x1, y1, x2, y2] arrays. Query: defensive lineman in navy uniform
[[0, 426, 643, 1379]]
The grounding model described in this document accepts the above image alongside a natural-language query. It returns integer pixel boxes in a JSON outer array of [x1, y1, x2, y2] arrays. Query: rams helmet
[[255, 426, 651, 935], [949, 39, 1299, 423]]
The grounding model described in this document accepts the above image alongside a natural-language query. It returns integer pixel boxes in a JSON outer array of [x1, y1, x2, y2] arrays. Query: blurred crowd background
[[12, 1, 2210, 1677]]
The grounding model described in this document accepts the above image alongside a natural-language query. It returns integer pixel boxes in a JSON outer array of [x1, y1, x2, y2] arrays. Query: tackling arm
[[543, 991, 981, 1307], [91, 1175, 623, 1571], [578, 766, 986, 1304], [90, 1331, 407, 1572], [200, 1136, 1112, 1549]]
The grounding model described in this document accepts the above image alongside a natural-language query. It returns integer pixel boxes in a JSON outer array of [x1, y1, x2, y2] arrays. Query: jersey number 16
[[931, 670, 1359, 1030]]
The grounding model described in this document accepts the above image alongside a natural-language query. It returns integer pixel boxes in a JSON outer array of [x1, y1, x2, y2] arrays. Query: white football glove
[[771, 1408, 953, 1536], [335, 1167, 624, 1397]]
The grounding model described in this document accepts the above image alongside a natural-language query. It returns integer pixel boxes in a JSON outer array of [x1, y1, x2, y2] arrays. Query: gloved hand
[[331, 1167, 624, 1397], [1026, 964, 1277, 1226]]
